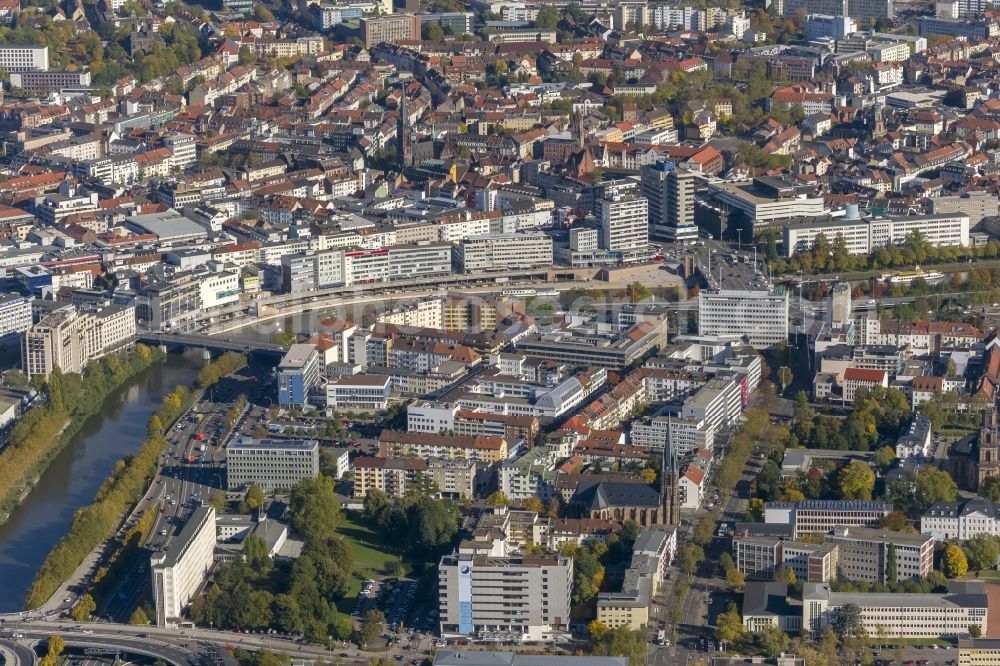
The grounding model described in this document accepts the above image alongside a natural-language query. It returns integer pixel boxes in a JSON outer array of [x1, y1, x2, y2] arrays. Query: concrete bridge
[[137, 332, 289, 357]]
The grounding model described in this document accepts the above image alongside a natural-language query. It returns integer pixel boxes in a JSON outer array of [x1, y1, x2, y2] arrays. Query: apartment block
[[378, 429, 508, 463]]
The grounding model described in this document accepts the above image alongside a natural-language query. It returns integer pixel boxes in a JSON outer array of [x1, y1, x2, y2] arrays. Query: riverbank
[[0, 345, 165, 526], [26, 351, 248, 611]]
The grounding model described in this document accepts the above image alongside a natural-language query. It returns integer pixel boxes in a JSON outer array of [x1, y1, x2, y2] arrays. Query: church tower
[[978, 408, 1000, 490]]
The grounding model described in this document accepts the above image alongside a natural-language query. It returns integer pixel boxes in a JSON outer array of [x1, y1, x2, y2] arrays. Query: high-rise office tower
[[641, 161, 697, 243]]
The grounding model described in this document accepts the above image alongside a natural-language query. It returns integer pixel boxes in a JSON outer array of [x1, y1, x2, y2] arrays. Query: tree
[[485, 491, 511, 507], [129, 608, 149, 625], [357, 609, 385, 648], [839, 460, 875, 500], [874, 445, 896, 472], [245, 483, 265, 511], [253, 4, 275, 21], [589, 626, 645, 666], [243, 533, 272, 570], [777, 366, 793, 394], [830, 603, 862, 638], [963, 534, 1000, 572], [758, 625, 789, 658], [208, 489, 226, 512], [678, 542, 704, 575], [971, 624, 983, 638], [715, 603, 744, 643], [626, 281, 651, 302], [726, 567, 746, 592], [238, 45, 256, 66], [534, 4, 559, 28], [944, 543, 969, 578], [886, 543, 897, 584], [289, 475, 340, 543], [914, 467, 958, 510], [422, 22, 445, 40], [523, 496, 544, 513], [70, 594, 96, 621], [983, 476, 1000, 503], [47, 636, 65, 658]]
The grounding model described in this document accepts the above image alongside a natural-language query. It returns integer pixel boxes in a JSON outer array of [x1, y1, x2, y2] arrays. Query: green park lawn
[[336, 510, 409, 610]]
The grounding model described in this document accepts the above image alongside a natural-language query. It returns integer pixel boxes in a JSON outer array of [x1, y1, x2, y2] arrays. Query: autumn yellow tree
[[944, 543, 969, 578]]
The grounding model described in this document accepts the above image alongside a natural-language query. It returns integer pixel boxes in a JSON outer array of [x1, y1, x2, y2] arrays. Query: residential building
[[225, 438, 320, 492], [352, 456, 429, 498], [22, 304, 136, 377], [596, 528, 676, 630], [0, 293, 32, 348], [842, 368, 888, 403], [151, 505, 216, 628], [378, 429, 508, 463], [438, 552, 573, 641]]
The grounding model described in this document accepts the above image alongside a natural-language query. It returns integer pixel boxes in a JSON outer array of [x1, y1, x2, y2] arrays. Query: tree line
[[26, 348, 241, 609], [0, 345, 164, 524]]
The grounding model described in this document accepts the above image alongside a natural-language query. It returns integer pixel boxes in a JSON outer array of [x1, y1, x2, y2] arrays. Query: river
[[0, 350, 205, 611]]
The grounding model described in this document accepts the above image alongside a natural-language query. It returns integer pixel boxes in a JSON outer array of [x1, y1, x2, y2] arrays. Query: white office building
[[455, 232, 554, 273], [438, 552, 573, 641], [680, 379, 742, 434], [782, 214, 970, 257], [151, 505, 216, 628], [920, 497, 1000, 541], [225, 437, 320, 492], [698, 287, 789, 349], [326, 374, 392, 411], [802, 581, 987, 639], [0, 45, 49, 72], [0, 293, 32, 348], [407, 400, 460, 433]]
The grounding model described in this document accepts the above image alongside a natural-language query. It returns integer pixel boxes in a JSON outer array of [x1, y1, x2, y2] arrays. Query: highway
[[99, 366, 268, 623]]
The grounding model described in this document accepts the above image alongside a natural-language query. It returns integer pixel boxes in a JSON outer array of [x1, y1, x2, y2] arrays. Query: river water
[[0, 350, 205, 611]]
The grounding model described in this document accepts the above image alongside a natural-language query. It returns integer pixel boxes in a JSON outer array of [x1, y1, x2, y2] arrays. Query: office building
[[225, 437, 320, 492], [419, 11, 474, 33], [455, 232, 554, 273], [930, 192, 1000, 225], [281, 250, 344, 292], [802, 581, 988, 638], [361, 13, 421, 47], [827, 526, 933, 584], [732, 536, 838, 583], [278, 343, 320, 407], [326, 374, 392, 411], [917, 15, 998, 39], [805, 14, 857, 41], [0, 293, 32, 348], [641, 162, 697, 243], [438, 552, 572, 641], [959, 638, 1000, 666], [697, 287, 789, 349], [0, 45, 48, 72], [782, 214, 970, 257], [151, 505, 216, 628], [9, 70, 90, 91], [848, 0, 893, 20], [766, 500, 893, 538], [516, 322, 664, 371], [600, 196, 648, 253]]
